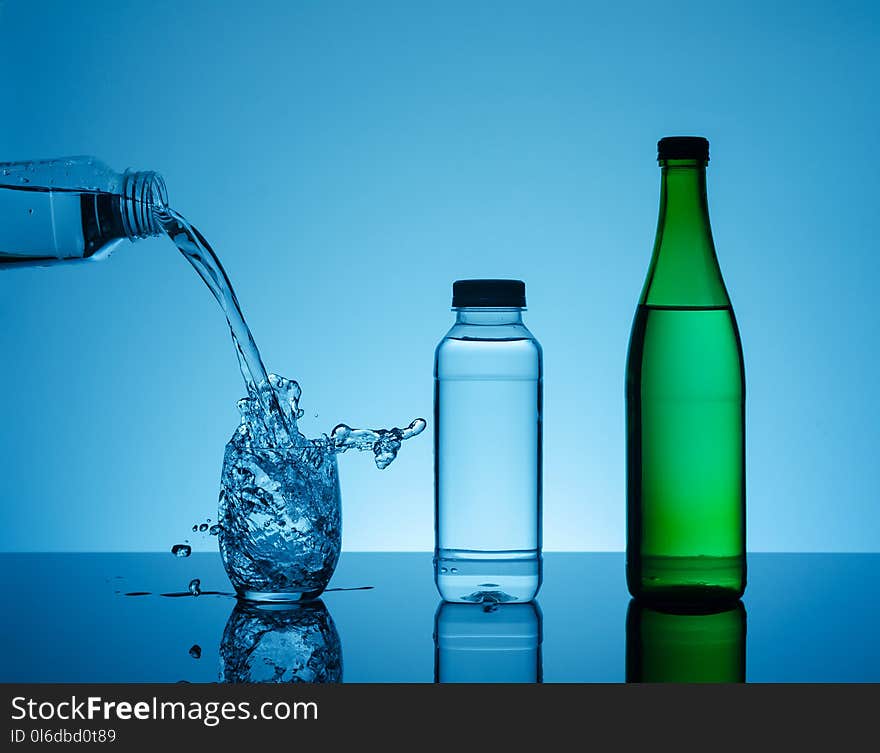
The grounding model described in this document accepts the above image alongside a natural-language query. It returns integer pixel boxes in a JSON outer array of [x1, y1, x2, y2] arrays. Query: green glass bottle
[[626, 599, 746, 683], [626, 136, 746, 604]]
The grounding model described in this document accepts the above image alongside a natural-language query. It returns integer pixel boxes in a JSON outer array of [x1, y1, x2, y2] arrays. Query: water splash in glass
[[219, 440, 340, 599], [157, 207, 425, 596]]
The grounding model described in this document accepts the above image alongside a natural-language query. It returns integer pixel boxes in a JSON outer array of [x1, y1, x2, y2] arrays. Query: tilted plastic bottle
[[0, 156, 167, 269]]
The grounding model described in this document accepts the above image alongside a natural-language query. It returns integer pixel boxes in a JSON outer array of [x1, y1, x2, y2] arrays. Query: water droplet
[[191, 524, 198, 532], [404, 418, 427, 438], [209, 524, 221, 536], [198, 523, 209, 532], [207, 518, 211, 523], [27, 208, 33, 215], [188, 578, 201, 596], [189, 644, 202, 659], [171, 544, 191, 558]]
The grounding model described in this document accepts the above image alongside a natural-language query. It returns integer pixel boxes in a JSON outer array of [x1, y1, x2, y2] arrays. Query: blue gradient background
[[0, 0, 877, 553]]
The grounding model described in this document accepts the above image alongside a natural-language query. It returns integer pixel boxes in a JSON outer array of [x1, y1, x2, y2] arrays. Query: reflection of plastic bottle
[[434, 602, 542, 683], [626, 599, 746, 683], [220, 600, 343, 683], [434, 279, 543, 604], [1, 156, 167, 269]]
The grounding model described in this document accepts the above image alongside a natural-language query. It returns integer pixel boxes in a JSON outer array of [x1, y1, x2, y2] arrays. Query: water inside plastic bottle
[[435, 319, 542, 603]]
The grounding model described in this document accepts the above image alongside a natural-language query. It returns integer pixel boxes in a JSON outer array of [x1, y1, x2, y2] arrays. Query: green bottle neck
[[640, 159, 730, 308]]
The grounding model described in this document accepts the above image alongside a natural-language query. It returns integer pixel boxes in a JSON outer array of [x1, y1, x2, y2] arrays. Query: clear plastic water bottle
[[0, 156, 167, 269], [434, 279, 542, 603]]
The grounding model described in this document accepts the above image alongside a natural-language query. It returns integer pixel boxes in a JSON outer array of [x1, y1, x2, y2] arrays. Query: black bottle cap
[[452, 279, 526, 308], [658, 136, 710, 162]]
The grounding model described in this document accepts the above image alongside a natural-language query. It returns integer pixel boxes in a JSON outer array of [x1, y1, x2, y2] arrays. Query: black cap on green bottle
[[658, 136, 710, 162]]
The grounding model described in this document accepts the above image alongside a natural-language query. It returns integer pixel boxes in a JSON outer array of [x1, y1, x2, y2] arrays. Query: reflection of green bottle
[[626, 137, 746, 604], [626, 600, 746, 683]]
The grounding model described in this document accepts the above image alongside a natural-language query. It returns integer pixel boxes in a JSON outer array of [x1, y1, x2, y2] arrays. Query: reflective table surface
[[1, 553, 877, 683]]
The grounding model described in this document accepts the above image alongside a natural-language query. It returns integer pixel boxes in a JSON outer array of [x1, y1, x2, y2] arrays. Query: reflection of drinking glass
[[219, 442, 341, 602], [434, 602, 543, 683], [626, 599, 746, 683], [219, 600, 343, 683]]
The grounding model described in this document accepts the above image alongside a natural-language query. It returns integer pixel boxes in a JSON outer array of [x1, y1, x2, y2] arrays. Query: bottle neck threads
[[120, 170, 168, 239], [455, 308, 524, 325]]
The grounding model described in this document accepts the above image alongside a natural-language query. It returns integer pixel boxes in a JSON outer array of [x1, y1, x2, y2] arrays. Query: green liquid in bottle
[[626, 138, 746, 604]]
